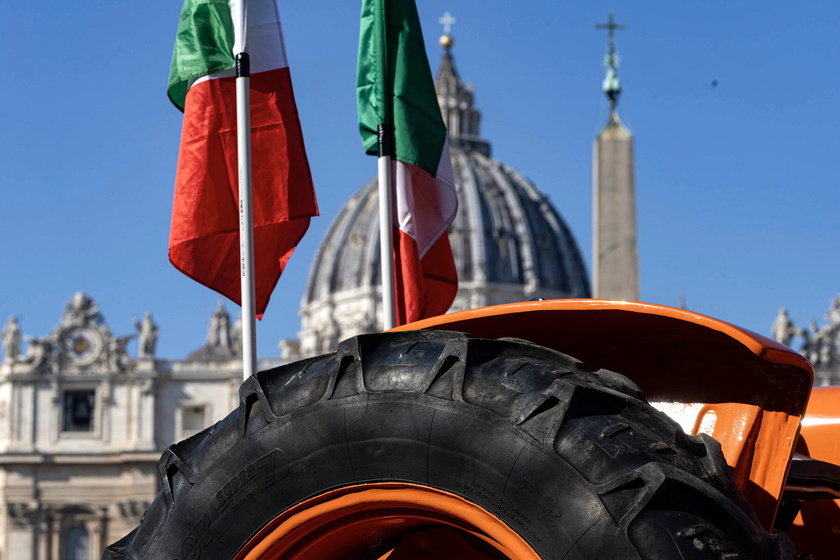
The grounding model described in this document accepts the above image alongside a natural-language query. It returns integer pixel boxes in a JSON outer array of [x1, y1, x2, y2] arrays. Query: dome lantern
[[434, 25, 489, 156]]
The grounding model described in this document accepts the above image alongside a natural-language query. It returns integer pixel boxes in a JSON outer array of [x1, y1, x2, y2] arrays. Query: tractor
[[104, 300, 840, 559]]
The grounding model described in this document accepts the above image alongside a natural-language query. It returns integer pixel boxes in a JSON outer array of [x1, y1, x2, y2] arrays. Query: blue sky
[[1, 1, 838, 361]]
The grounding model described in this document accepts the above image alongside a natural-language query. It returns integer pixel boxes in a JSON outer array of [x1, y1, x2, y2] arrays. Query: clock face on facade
[[62, 327, 103, 366]]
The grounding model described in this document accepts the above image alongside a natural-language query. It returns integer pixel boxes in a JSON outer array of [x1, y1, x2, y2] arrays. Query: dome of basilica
[[291, 34, 590, 359]]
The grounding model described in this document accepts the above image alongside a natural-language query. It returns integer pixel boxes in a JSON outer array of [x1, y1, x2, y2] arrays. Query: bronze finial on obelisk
[[596, 12, 626, 114]]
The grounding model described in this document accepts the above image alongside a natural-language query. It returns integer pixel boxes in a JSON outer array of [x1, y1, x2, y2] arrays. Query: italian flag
[[357, 0, 458, 326], [167, 0, 317, 316]]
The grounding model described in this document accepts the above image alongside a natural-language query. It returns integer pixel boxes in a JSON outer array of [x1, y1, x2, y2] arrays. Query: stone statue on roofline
[[134, 312, 159, 359], [3, 316, 21, 364], [771, 308, 796, 347]]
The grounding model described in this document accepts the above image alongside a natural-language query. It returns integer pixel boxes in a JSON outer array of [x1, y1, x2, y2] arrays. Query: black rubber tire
[[104, 330, 793, 559]]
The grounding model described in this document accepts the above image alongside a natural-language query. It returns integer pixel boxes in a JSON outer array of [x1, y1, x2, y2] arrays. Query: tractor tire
[[103, 330, 793, 559]]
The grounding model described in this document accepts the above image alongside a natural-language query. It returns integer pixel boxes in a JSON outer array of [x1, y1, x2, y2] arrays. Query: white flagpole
[[377, 124, 395, 330], [233, 0, 258, 380]]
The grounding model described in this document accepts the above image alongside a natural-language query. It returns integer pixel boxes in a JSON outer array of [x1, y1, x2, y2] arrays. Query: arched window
[[65, 525, 90, 560]]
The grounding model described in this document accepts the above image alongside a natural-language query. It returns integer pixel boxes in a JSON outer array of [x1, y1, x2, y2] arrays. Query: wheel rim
[[234, 482, 541, 560]]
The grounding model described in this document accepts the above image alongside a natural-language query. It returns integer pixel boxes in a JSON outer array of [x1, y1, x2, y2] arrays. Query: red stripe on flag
[[393, 226, 458, 326], [169, 67, 317, 315]]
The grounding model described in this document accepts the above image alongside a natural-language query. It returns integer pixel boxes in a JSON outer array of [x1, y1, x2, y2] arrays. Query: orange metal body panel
[[787, 386, 840, 556], [392, 299, 814, 530], [799, 386, 840, 466]]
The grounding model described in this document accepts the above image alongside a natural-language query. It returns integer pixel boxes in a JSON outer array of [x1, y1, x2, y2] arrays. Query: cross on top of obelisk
[[595, 11, 626, 60], [439, 11, 456, 36], [595, 11, 626, 109]]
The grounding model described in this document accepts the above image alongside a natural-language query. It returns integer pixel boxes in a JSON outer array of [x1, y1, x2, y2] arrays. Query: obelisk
[[593, 13, 639, 301]]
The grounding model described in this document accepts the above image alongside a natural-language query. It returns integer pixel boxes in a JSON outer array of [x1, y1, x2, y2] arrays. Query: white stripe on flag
[[393, 139, 457, 258], [192, 0, 290, 90]]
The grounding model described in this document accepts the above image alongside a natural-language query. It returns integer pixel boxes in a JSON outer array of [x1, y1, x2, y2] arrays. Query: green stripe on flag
[[356, 0, 446, 177], [167, 0, 236, 112]]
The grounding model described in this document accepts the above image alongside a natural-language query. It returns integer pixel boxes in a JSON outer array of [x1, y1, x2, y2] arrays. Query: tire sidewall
[[170, 393, 626, 559]]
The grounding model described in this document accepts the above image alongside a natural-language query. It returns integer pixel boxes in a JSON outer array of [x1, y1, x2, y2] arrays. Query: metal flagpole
[[233, 0, 258, 380], [377, 124, 395, 330], [374, 0, 396, 331]]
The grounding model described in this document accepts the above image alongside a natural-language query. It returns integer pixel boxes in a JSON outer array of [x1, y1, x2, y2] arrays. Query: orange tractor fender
[[392, 299, 816, 531]]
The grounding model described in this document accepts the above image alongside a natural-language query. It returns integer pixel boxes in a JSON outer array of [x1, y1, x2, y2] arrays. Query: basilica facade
[[0, 294, 242, 559]]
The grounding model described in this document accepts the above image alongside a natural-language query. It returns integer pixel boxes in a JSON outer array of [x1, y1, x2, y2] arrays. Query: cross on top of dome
[[439, 12, 455, 35]]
